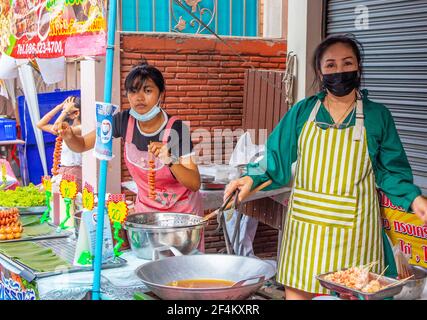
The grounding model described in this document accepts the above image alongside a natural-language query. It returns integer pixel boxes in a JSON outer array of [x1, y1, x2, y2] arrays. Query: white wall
[[263, 0, 284, 38], [286, 0, 323, 102], [80, 54, 121, 194]]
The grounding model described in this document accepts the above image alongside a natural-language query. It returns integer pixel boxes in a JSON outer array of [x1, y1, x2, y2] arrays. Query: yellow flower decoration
[[42, 176, 52, 192], [82, 188, 95, 211], [60, 179, 78, 199], [107, 201, 128, 224]]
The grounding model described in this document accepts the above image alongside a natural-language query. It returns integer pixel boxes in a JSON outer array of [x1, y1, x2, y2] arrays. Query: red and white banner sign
[[0, 0, 107, 58]]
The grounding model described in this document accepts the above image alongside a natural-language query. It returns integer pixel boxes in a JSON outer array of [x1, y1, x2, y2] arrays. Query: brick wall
[[120, 33, 286, 258]]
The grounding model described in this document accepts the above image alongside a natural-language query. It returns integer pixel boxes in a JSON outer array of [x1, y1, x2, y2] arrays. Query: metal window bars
[[119, 0, 257, 36]]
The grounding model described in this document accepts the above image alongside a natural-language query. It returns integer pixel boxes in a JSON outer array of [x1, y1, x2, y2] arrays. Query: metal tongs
[[202, 180, 272, 255], [201, 188, 239, 223], [202, 180, 272, 223], [217, 188, 240, 255]]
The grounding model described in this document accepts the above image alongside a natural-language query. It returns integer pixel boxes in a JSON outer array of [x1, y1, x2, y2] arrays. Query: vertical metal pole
[[135, 0, 139, 31], [92, 0, 117, 301], [243, 0, 247, 36], [153, 0, 156, 31], [230, 0, 233, 35], [215, 0, 218, 34], [117, 0, 122, 32], [169, 0, 173, 32]]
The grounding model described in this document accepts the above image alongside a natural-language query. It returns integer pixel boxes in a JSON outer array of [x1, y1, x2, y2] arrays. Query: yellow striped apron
[[277, 97, 384, 294]]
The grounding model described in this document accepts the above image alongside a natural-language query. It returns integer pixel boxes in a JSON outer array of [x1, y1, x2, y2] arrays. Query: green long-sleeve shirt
[[247, 89, 422, 212]]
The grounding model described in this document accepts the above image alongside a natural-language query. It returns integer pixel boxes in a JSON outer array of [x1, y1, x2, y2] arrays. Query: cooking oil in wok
[[166, 279, 236, 288]]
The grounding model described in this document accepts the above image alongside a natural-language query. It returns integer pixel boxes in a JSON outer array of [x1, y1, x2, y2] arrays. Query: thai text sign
[[0, 0, 107, 58], [379, 190, 427, 268]]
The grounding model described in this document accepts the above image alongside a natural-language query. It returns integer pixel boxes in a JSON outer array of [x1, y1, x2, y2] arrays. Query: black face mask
[[322, 71, 360, 97]]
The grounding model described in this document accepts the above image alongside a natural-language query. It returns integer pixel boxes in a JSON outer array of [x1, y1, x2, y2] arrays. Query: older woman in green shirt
[[225, 35, 427, 300]]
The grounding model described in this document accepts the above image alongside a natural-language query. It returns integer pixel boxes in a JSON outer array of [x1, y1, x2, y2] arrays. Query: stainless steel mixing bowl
[[135, 254, 276, 300], [124, 212, 205, 260]]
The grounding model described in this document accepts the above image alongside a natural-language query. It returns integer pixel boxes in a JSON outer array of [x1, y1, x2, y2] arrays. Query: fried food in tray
[[0, 208, 23, 240], [324, 266, 384, 293], [317, 264, 411, 300]]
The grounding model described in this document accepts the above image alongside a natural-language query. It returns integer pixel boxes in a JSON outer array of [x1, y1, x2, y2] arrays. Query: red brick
[[177, 61, 200, 67], [180, 97, 202, 103], [164, 103, 187, 109], [200, 120, 223, 126], [202, 109, 226, 114], [260, 63, 279, 68], [165, 67, 188, 73], [166, 91, 187, 97], [223, 97, 243, 102], [162, 72, 178, 79], [186, 115, 206, 120], [167, 79, 187, 85], [201, 97, 224, 103], [250, 56, 270, 62], [176, 73, 199, 79], [241, 62, 260, 68], [212, 55, 232, 61], [186, 79, 207, 85], [219, 73, 240, 79], [167, 109, 179, 115], [188, 55, 211, 61], [142, 54, 165, 60], [187, 91, 208, 97], [164, 97, 181, 103], [175, 49, 199, 54], [189, 103, 210, 109], [270, 57, 286, 63], [199, 61, 221, 67], [207, 91, 228, 97], [208, 115, 229, 120], [200, 85, 220, 91], [209, 103, 230, 108], [177, 109, 198, 115], [220, 61, 243, 68], [222, 85, 242, 91], [122, 52, 143, 59], [164, 54, 187, 61], [229, 79, 245, 85], [199, 73, 218, 79], [207, 79, 228, 85], [178, 85, 201, 91], [188, 67, 209, 73], [208, 67, 227, 73]]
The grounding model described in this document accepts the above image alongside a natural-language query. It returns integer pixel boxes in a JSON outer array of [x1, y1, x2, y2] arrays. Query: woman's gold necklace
[[325, 95, 356, 128]]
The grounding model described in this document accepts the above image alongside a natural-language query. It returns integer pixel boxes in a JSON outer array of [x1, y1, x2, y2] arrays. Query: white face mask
[[129, 99, 162, 122]]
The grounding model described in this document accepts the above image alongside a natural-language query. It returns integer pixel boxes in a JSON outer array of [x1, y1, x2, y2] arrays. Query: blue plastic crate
[[0, 118, 17, 141]]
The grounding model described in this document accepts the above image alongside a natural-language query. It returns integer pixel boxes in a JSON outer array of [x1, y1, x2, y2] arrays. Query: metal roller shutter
[[326, 0, 427, 194]]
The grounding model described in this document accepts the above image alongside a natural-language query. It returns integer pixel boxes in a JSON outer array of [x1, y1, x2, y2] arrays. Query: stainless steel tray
[[316, 270, 408, 300], [0, 223, 73, 243], [0, 206, 47, 215], [0, 237, 127, 281]]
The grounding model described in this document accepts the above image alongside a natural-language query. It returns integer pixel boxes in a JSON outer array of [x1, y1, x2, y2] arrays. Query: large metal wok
[[135, 254, 276, 300]]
